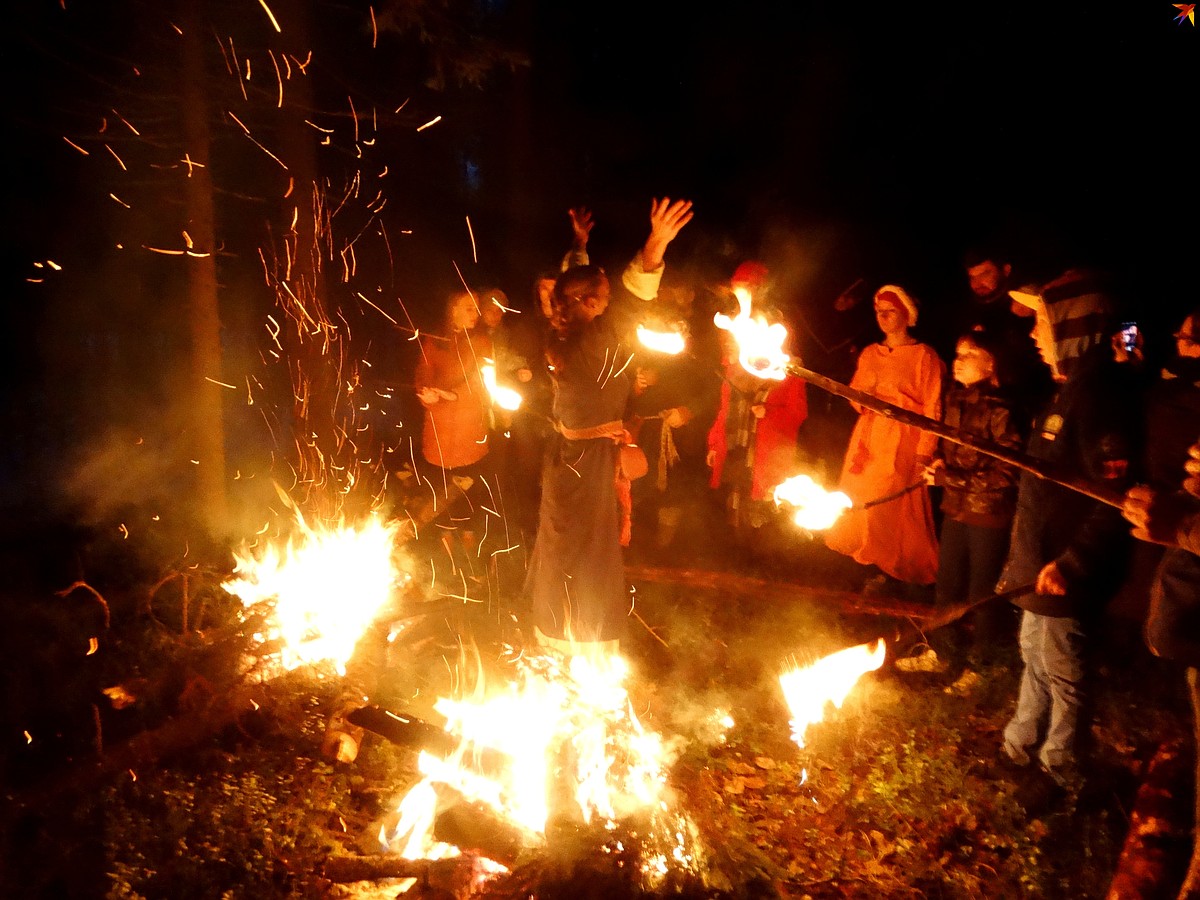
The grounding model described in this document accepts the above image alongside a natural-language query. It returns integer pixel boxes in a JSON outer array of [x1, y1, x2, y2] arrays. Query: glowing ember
[[480, 360, 522, 411], [773, 474, 853, 531], [636, 324, 686, 355], [779, 640, 886, 749], [713, 286, 790, 381], [222, 512, 405, 675], [384, 651, 703, 887]]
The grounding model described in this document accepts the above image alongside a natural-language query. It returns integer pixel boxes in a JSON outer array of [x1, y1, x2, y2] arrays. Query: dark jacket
[[999, 348, 1137, 617], [937, 383, 1024, 528], [1142, 358, 1200, 490]]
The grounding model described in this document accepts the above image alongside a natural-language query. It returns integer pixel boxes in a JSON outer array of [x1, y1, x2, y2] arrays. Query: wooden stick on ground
[[625, 564, 942, 620]]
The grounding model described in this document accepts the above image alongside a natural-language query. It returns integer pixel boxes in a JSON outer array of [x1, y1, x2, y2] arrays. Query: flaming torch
[[773, 474, 853, 531], [779, 640, 887, 749], [713, 286, 789, 381], [480, 359, 522, 411], [636, 323, 686, 356]]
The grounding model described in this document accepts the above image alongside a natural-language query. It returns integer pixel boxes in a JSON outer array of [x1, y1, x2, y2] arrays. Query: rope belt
[[557, 419, 624, 442]]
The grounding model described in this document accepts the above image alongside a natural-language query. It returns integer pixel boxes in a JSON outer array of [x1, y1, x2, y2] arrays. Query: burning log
[[1105, 738, 1193, 900], [433, 798, 527, 868], [347, 704, 516, 777], [347, 705, 457, 756], [322, 852, 476, 887]]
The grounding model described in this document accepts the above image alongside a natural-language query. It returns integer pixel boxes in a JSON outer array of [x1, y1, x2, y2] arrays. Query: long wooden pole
[[784, 361, 1124, 509]]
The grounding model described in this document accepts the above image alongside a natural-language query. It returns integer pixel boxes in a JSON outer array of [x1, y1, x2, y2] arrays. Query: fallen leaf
[[754, 756, 777, 770]]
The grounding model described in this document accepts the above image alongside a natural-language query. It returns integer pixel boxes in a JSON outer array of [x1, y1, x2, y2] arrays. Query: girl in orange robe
[[825, 286, 945, 585]]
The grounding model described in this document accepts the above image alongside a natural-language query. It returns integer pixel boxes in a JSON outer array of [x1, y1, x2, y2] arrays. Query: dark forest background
[[4, 0, 1195, 555]]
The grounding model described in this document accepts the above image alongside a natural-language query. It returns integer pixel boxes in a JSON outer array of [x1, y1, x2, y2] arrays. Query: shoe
[[895, 648, 948, 674], [943, 669, 981, 696], [990, 751, 1030, 782], [1014, 766, 1066, 815]]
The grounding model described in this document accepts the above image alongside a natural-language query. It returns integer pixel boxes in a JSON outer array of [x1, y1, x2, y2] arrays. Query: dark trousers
[[933, 517, 1015, 666]]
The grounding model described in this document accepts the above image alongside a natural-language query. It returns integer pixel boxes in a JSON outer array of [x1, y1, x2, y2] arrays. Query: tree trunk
[[179, 0, 228, 535]]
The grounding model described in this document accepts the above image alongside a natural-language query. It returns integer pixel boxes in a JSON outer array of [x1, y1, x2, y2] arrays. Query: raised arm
[[640, 197, 694, 272], [564, 206, 594, 269], [623, 197, 695, 301]]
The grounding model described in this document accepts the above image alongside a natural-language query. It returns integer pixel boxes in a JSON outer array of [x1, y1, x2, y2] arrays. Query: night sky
[[4, 0, 1196, 527]]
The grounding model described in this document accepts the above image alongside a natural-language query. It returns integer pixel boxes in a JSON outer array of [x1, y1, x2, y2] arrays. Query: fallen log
[[1106, 737, 1193, 900], [625, 564, 938, 620], [12, 678, 267, 810]]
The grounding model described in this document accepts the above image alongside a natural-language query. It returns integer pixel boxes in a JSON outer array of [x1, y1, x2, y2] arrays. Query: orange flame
[[772, 474, 853, 531], [636, 324, 686, 355], [384, 651, 703, 887], [713, 287, 790, 381], [222, 512, 405, 675], [480, 360, 522, 411], [779, 640, 886, 749]]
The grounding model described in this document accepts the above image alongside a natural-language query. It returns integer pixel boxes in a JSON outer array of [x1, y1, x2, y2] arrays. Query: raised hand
[[642, 197, 694, 271], [568, 207, 594, 247], [649, 197, 693, 243]]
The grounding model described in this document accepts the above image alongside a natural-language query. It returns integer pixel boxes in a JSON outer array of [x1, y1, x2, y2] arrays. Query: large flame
[[779, 640, 886, 749], [385, 650, 702, 885], [636, 324, 686, 355], [713, 286, 790, 381], [773, 474, 853, 531], [480, 359, 523, 411], [222, 511, 404, 675]]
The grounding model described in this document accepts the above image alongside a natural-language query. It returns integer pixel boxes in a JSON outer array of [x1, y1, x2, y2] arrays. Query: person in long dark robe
[[525, 198, 693, 655]]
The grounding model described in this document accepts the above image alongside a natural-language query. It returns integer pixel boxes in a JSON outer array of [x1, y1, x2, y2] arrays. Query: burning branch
[[781, 361, 1123, 509], [714, 289, 1122, 509]]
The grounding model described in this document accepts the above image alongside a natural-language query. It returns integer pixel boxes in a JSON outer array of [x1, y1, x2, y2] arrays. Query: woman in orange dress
[[825, 285, 944, 587]]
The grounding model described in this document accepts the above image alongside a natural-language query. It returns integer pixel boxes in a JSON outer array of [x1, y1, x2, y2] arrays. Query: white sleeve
[[620, 254, 664, 301]]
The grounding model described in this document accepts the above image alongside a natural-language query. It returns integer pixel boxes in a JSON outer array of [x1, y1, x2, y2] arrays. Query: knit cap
[[874, 284, 919, 327]]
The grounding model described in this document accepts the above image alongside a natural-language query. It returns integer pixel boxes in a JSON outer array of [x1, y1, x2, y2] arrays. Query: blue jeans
[[1003, 610, 1086, 773]]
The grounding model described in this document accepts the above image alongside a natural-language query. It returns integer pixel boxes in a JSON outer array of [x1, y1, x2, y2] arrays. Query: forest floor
[[1, 510, 1193, 899]]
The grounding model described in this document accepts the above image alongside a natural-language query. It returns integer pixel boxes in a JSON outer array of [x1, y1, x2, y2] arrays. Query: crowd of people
[[394, 198, 1199, 890]]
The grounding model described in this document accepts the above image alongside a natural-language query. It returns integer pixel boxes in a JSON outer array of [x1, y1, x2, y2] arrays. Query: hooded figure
[[998, 269, 1138, 786]]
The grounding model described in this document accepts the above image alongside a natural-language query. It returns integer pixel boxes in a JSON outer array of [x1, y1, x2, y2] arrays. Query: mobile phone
[[1121, 322, 1138, 351]]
